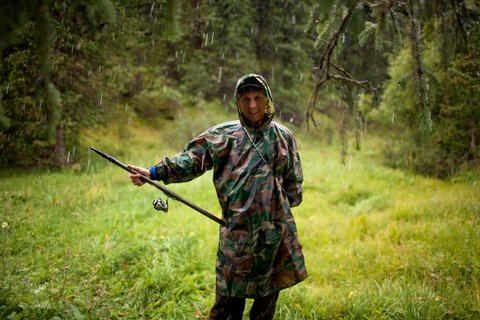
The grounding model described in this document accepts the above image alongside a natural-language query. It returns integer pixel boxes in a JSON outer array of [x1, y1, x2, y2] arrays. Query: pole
[[90, 146, 227, 226]]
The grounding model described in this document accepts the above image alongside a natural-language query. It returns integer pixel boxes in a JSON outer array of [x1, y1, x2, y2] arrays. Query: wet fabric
[[151, 74, 307, 298]]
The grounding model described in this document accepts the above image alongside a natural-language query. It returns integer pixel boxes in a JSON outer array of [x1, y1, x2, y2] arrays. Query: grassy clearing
[[1, 109, 479, 319]]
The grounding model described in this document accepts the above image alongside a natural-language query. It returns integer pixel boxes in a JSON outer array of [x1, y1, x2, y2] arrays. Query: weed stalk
[[1, 222, 8, 289]]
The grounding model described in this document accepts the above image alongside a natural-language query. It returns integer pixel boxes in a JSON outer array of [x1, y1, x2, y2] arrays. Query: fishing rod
[[90, 146, 227, 226]]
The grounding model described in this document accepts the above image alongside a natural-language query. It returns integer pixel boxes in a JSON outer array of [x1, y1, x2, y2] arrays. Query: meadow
[[1, 109, 479, 319]]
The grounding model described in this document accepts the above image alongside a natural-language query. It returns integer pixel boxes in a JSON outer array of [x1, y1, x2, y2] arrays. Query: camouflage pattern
[[152, 74, 307, 298]]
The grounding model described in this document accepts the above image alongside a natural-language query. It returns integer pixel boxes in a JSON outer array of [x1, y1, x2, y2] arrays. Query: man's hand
[[128, 164, 150, 186]]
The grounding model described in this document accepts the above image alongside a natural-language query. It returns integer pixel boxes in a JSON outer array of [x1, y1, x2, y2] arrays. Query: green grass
[[1, 111, 479, 319]]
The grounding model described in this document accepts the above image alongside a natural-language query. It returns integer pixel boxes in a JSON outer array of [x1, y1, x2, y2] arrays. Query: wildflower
[[1, 222, 8, 230], [349, 291, 354, 298]]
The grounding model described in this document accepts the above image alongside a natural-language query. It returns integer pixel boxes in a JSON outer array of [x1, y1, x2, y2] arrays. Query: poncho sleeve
[[281, 131, 303, 207], [150, 133, 213, 184]]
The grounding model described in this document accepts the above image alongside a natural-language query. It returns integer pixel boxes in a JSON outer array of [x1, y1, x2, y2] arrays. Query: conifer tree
[[306, 0, 479, 176], [0, 0, 116, 166]]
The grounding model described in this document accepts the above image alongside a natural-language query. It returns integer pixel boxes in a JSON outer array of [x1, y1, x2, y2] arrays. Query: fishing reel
[[152, 196, 169, 213]]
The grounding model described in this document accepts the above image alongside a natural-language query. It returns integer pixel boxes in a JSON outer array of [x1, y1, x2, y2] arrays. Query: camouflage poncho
[[151, 74, 307, 298]]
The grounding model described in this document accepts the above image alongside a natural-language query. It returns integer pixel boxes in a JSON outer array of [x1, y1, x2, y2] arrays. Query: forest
[[1, 0, 479, 319]]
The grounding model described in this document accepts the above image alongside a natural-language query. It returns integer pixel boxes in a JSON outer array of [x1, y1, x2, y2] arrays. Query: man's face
[[237, 90, 267, 128]]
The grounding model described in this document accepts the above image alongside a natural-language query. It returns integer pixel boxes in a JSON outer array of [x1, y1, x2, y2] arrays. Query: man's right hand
[[128, 164, 150, 187]]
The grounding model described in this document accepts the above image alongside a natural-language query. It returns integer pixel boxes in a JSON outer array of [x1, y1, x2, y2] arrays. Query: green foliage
[[308, 0, 479, 178], [1, 0, 319, 168], [371, 24, 480, 177], [358, 21, 377, 48], [0, 0, 119, 167]]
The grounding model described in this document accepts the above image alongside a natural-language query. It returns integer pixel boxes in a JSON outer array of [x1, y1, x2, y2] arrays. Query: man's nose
[[248, 100, 257, 108]]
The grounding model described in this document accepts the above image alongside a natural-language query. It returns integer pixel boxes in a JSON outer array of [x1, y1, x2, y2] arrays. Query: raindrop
[[98, 65, 102, 73], [218, 66, 223, 83], [66, 151, 70, 163], [299, 73, 303, 82], [22, 104, 25, 111], [271, 67, 275, 81], [39, 98, 43, 110], [292, 15, 296, 24], [342, 32, 345, 44], [223, 94, 226, 103], [163, 86, 166, 93], [175, 50, 179, 58], [221, 52, 224, 60], [211, 31, 215, 45], [99, 93, 103, 106], [182, 51, 186, 63], [205, 33, 209, 47], [125, 103, 128, 111], [72, 146, 76, 158], [315, 192, 320, 199], [251, 26, 254, 34], [6, 84, 9, 94], [391, 111, 395, 124], [348, 155, 352, 170], [150, 2, 156, 17], [71, 45, 74, 53]]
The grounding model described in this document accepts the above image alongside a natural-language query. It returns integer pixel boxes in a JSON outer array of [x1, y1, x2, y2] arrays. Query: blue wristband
[[149, 166, 157, 180]]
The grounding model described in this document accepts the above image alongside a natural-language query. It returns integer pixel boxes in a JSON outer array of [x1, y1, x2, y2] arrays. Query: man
[[129, 73, 307, 319]]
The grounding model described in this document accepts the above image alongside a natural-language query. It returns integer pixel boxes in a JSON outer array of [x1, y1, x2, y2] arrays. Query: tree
[[305, 0, 480, 176], [0, 0, 116, 167]]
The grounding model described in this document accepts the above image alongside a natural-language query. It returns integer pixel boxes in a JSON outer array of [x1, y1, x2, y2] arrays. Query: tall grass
[[0, 107, 479, 319]]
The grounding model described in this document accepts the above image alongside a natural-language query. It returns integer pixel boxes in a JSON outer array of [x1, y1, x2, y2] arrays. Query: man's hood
[[235, 73, 275, 131]]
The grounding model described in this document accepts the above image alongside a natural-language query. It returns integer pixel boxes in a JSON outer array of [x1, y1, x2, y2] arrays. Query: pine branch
[[307, 2, 356, 126], [307, 1, 381, 130], [451, 0, 480, 75], [408, 0, 432, 133]]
